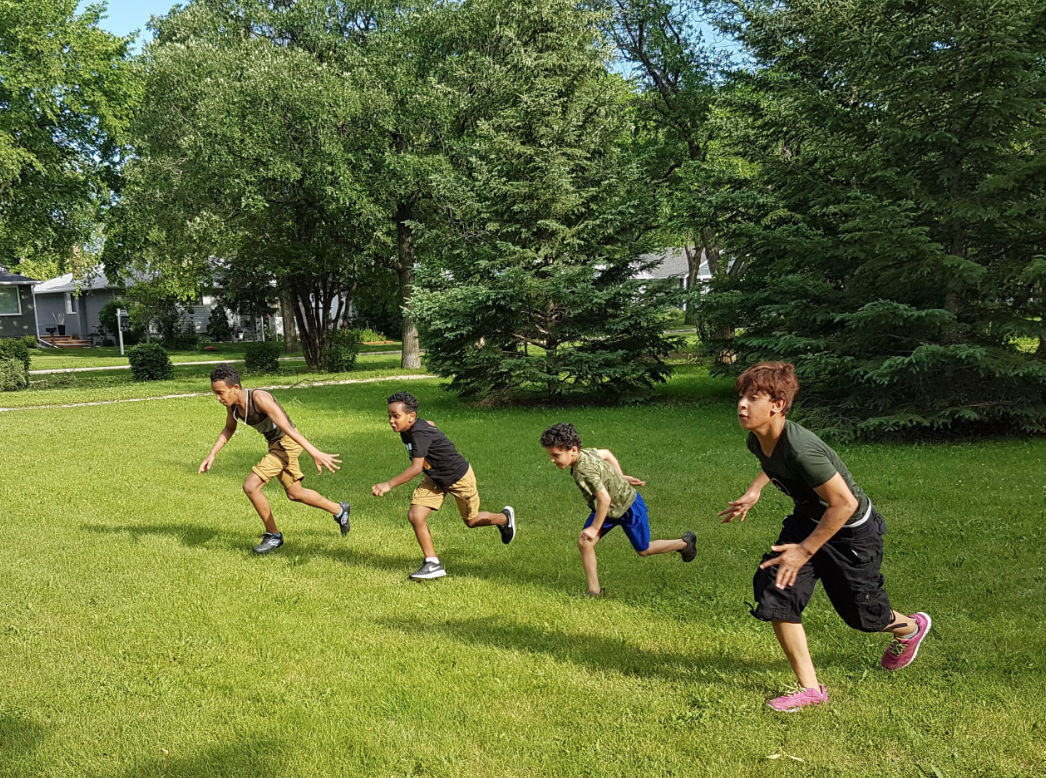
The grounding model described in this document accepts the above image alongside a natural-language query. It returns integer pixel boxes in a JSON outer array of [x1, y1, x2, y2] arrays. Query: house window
[[0, 287, 21, 316], [65, 292, 78, 314]]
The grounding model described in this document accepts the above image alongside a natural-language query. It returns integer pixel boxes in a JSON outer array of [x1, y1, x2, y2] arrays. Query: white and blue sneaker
[[253, 532, 284, 554], [333, 501, 351, 536]]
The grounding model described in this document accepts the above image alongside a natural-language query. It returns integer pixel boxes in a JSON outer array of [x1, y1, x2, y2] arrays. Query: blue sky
[[80, 0, 179, 47]]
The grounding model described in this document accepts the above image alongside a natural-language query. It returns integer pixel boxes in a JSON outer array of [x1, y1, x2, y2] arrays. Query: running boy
[[371, 391, 515, 580], [721, 361, 930, 712], [540, 423, 696, 597], [199, 363, 350, 554]]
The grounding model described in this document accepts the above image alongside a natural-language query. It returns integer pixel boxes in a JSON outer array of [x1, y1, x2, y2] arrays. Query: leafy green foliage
[[702, 0, 1046, 436], [127, 343, 174, 382], [413, 0, 681, 403], [244, 341, 281, 374], [322, 328, 361, 373], [0, 337, 30, 374], [21, 334, 37, 349], [0, 356, 27, 392], [206, 303, 233, 343], [0, 0, 139, 269]]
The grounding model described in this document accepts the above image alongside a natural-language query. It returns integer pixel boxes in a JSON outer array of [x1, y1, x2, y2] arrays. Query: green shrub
[[0, 356, 28, 392], [207, 303, 233, 342], [244, 341, 281, 373], [0, 338, 31, 374], [323, 328, 361, 373], [356, 327, 386, 343], [128, 343, 174, 381], [22, 334, 38, 349]]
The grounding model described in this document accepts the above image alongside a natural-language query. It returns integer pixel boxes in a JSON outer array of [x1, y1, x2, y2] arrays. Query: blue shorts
[[583, 493, 651, 552]]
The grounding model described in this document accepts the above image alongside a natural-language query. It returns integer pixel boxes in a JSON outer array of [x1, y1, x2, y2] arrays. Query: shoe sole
[[680, 531, 697, 563], [502, 506, 516, 545], [252, 545, 283, 555], [409, 569, 447, 580], [886, 612, 931, 671]]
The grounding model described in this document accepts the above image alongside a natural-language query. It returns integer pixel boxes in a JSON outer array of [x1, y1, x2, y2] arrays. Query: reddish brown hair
[[734, 361, 800, 414]]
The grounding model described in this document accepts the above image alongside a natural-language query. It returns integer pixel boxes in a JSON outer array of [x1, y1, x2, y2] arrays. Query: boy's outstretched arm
[[199, 408, 237, 473], [253, 390, 341, 474], [372, 457, 425, 497], [596, 448, 646, 486], [759, 473, 858, 589], [579, 488, 612, 544], [718, 470, 770, 523]]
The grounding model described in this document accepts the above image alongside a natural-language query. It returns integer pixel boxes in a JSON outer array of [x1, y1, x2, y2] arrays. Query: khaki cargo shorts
[[411, 465, 480, 521], [252, 435, 305, 489]]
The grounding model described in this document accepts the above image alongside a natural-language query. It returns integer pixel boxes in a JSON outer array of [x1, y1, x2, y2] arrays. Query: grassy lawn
[[1, 364, 1044, 777], [29, 342, 403, 371]]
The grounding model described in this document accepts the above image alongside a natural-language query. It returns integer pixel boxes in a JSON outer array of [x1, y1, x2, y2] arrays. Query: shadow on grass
[[0, 710, 46, 759], [96, 738, 285, 778], [377, 614, 778, 688]]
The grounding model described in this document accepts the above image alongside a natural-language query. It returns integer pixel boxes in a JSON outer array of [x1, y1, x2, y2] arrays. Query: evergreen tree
[[411, 0, 681, 403], [703, 0, 1046, 436]]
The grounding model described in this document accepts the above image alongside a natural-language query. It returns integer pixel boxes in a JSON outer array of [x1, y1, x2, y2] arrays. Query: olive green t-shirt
[[746, 420, 870, 524], [571, 448, 637, 519]]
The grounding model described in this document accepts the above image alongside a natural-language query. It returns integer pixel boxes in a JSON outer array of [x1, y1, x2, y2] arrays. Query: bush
[[22, 334, 38, 349], [0, 338, 31, 374], [356, 327, 386, 343], [207, 303, 233, 342], [244, 341, 281, 373], [0, 356, 28, 392], [128, 343, 174, 381], [323, 328, 361, 373]]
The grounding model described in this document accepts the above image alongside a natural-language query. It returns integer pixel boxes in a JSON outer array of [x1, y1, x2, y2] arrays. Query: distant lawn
[[2, 363, 1044, 776], [29, 341, 403, 371]]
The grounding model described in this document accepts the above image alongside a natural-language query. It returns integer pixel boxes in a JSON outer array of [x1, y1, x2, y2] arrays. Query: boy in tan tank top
[[199, 363, 350, 553]]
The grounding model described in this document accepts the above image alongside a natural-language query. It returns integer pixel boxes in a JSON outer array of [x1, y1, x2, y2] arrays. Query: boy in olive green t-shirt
[[541, 423, 697, 597]]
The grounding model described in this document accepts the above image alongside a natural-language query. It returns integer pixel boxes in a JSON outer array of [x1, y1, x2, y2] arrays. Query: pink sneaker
[[881, 612, 931, 671], [766, 685, 828, 712]]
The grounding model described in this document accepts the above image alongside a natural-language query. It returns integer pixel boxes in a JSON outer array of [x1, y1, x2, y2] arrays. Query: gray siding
[[0, 286, 37, 339], [35, 293, 72, 337]]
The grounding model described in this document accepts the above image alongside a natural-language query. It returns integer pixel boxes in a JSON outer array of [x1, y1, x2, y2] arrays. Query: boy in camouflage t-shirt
[[541, 423, 697, 597]]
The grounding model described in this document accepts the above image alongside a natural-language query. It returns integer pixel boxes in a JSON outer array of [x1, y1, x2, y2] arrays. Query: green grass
[[29, 342, 403, 371], [2, 365, 1045, 777]]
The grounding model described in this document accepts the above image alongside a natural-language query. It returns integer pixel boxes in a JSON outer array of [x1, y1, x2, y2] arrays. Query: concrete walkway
[[28, 351, 403, 375], [2, 373, 434, 413]]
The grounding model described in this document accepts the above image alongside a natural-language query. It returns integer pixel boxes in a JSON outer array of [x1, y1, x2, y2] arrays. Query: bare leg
[[578, 532, 601, 594], [408, 504, 437, 558], [284, 481, 340, 515], [772, 620, 819, 689], [462, 510, 507, 528], [637, 538, 686, 557], [883, 610, 918, 638], [243, 474, 279, 535]]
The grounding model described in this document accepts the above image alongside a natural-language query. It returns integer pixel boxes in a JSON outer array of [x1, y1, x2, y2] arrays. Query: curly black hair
[[540, 422, 581, 450], [210, 363, 242, 387], [386, 391, 419, 413]]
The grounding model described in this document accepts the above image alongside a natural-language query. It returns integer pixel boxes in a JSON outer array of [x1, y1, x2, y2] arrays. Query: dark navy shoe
[[253, 532, 284, 554], [680, 530, 697, 563], [499, 506, 516, 545], [334, 502, 351, 536]]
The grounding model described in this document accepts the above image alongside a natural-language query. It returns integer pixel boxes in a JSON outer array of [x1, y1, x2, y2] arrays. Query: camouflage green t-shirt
[[571, 448, 637, 519], [746, 420, 870, 524]]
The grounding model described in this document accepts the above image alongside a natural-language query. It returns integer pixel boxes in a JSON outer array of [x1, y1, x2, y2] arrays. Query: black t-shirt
[[400, 419, 470, 488], [746, 420, 870, 525]]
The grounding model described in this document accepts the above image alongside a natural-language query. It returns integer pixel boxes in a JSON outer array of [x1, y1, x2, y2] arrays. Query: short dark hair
[[210, 363, 241, 387], [387, 391, 419, 413], [735, 361, 799, 414], [541, 423, 581, 450]]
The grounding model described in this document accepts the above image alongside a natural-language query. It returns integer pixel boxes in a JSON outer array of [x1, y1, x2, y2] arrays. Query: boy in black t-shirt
[[371, 391, 515, 580], [720, 362, 931, 712]]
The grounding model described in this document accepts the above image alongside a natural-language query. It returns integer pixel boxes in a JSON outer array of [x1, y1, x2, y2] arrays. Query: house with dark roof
[[635, 247, 712, 288], [0, 267, 40, 339]]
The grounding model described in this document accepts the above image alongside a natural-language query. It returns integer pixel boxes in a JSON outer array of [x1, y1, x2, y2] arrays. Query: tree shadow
[[94, 736, 285, 778], [0, 710, 46, 762], [377, 613, 780, 689]]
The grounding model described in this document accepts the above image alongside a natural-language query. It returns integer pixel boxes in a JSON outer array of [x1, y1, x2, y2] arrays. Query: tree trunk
[[683, 240, 701, 325], [280, 286, 299, 354], [397, 203, 422, 369]]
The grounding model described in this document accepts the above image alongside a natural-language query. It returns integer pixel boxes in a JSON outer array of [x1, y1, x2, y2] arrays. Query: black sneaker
[[253, 532, 284, 554], [585, 587, 606, 598], [409, 560, 447, 580], [333, 501, 351, 536], [680, 530, 697, 563], [499, 506, 516, 545]]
